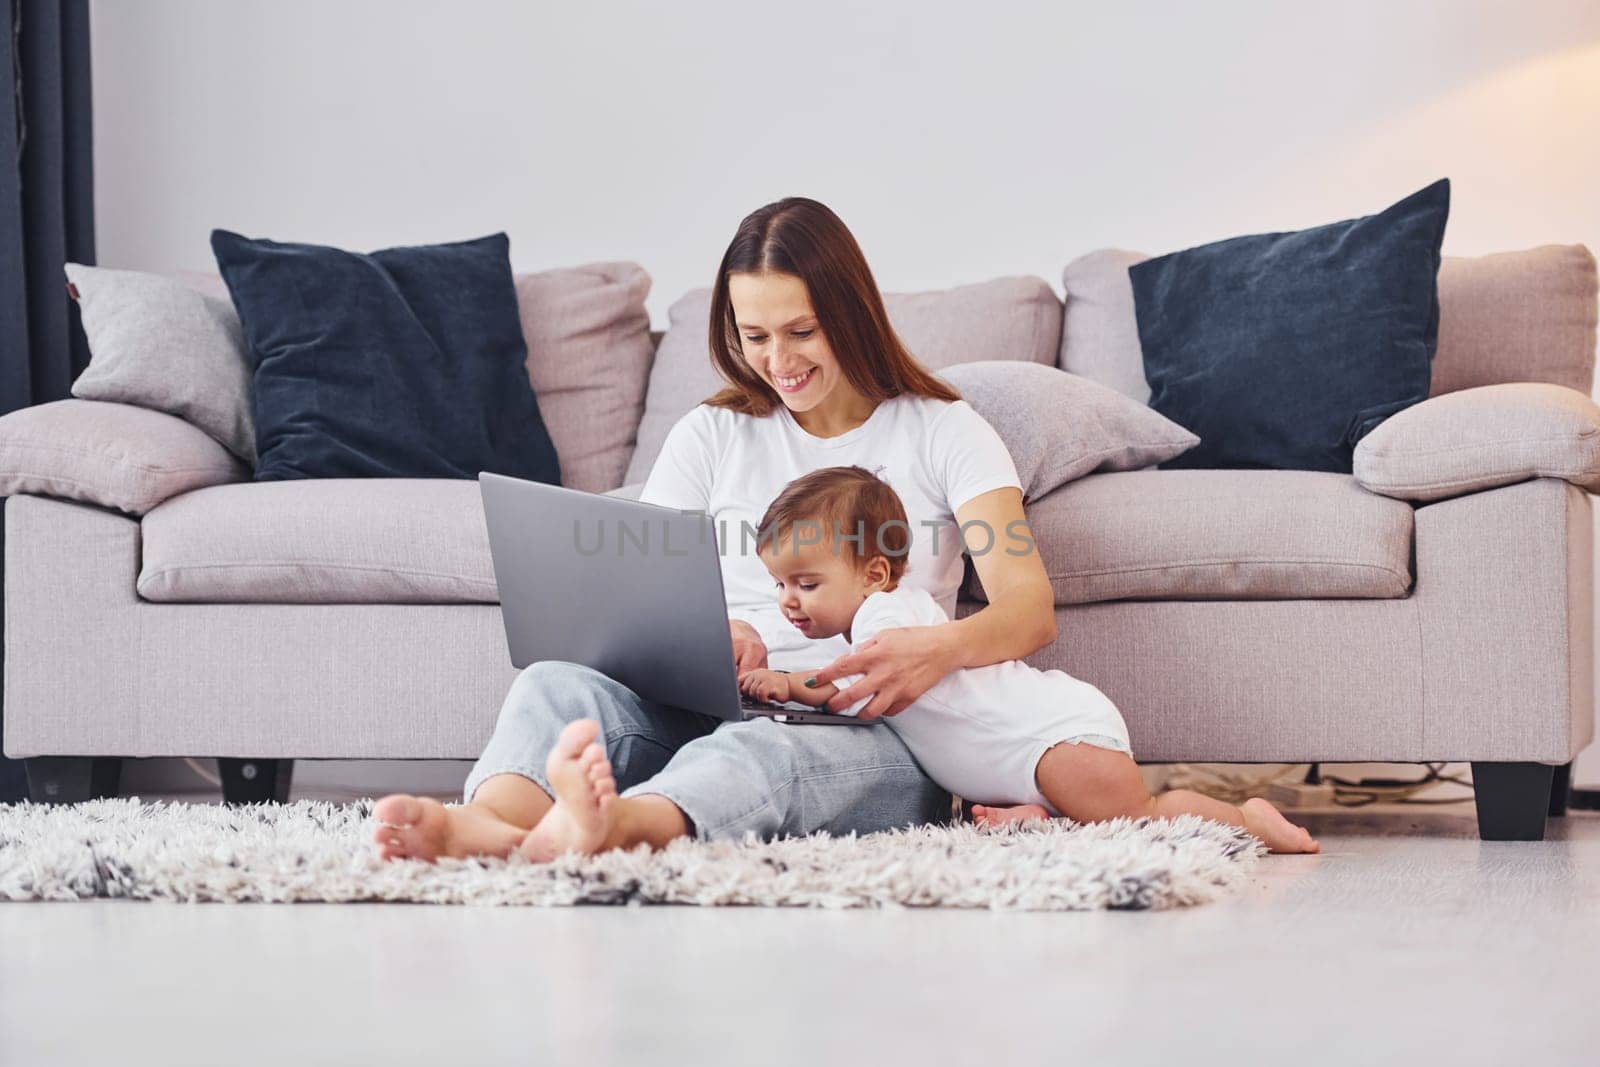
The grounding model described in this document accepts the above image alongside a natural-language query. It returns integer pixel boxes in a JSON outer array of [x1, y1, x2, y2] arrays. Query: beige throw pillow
[[938, 362, 1198, 502], [0, 399, 250, 516], [1353, 382, 1600, 502], [67, 263, 257, 462]]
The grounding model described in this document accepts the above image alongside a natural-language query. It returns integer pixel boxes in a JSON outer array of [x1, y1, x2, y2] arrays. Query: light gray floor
[[3, 802, 1598, 1067]]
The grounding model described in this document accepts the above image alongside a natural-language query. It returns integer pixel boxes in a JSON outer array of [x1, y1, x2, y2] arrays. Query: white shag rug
[[0, 798, 1263, 910]]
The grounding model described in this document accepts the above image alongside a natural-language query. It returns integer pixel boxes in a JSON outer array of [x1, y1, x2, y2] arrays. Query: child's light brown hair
[[755, 466, 910, 587]]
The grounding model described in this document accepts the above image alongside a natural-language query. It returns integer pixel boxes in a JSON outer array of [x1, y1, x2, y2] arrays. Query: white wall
[[92, 0, 1600, 323], [88, 0, 1600, 792]]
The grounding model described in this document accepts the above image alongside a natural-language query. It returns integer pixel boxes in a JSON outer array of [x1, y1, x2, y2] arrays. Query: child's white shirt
[[832, 585, 1133, 809]]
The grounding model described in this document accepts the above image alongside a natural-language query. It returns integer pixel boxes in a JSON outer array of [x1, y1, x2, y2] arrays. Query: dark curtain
[[0, 0, 95, 801]]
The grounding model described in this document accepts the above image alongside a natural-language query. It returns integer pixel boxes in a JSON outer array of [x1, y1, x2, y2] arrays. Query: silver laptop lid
[[478, 472, 746, 720]]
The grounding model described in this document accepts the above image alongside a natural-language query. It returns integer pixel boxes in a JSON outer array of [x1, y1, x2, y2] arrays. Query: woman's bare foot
[[971, 803, 1051, 827], [371, 795, 529, 862], [1240, 797, 1321, 854], [519, 720, 619, 862]]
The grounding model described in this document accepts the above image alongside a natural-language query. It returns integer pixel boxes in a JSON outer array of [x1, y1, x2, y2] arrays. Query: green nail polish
[[803, 676, 817, 688]]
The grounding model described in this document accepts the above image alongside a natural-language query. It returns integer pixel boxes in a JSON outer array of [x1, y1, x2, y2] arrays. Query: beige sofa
[[3, 248, 1596, 840]]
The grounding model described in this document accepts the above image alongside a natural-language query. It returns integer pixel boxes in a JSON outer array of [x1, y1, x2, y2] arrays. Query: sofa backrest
[[512, 262, 653, 494], [623, 275, 1063, 485], [1431, 245, 1597, 397], [1057, 243, 1600, 405]]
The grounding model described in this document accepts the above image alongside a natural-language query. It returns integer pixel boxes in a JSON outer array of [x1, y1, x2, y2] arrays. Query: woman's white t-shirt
[[639, 394, 1022, 672]]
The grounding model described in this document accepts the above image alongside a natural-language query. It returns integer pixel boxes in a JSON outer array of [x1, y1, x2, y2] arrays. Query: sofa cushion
[[139, 479, 497, 603], [1353, 382, 1600, 502], [66, 264, 257, 463], [515, 262, 654, 493], [0, 399, 250, 517], [964, 469, 1414, 605], [936, 361, 1197, 502], [212, 230, 563, 485], [176, 263, 655, 494], [624, 275, 1063, 485], [1130, 179, 1450, 474], [1430, 244, 1598, 398], [1058, 249, 1152, 405]]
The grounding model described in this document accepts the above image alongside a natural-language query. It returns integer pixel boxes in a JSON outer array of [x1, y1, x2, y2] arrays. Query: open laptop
[[478, 471, 877, 727]]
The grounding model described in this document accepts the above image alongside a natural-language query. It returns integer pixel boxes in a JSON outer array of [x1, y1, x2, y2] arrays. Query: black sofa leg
[[1471, 762, 1554, 841], [1549, 761, 1572, 818], [217, 759, 294, 804], [24, 756, 123, 804]]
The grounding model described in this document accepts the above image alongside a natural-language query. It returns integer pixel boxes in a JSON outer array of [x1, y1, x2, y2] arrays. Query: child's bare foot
[[519, 720, 619, 862], [371, 794, 528, 862], [1240, 797, 1321, 854], [971, 803, 1051, 827]]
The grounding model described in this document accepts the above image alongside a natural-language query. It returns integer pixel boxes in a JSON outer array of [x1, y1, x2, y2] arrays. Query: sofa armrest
[[1353, 383, 1600, 503], [0, 399, 250, 516]]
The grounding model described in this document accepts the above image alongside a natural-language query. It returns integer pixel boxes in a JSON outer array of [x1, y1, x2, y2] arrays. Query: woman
[[373, 197, 1056, 861]]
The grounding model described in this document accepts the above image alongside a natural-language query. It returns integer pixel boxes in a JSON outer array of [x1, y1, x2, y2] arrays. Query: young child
[[739, 465, 1320, 854]]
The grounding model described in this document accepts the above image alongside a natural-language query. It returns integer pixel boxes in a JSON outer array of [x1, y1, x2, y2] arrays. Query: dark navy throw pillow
[[211, 230, 561, 484], [1129, 179, 1450, 473]]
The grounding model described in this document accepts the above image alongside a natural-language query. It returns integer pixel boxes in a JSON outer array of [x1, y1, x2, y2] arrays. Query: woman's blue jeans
[[463, 661, 952, 841]]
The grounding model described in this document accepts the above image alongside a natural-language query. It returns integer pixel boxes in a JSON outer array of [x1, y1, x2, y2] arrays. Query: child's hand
[[738, 668, 790, 704]]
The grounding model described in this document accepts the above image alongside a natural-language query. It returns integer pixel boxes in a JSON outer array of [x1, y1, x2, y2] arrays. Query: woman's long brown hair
[[704, 197, 960, 416]]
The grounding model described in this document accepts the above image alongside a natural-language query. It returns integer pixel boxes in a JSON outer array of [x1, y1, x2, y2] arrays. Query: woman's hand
[[805, 624, 959, 719], [738, 668, 790, 704], [729, 619, 769, 673]]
